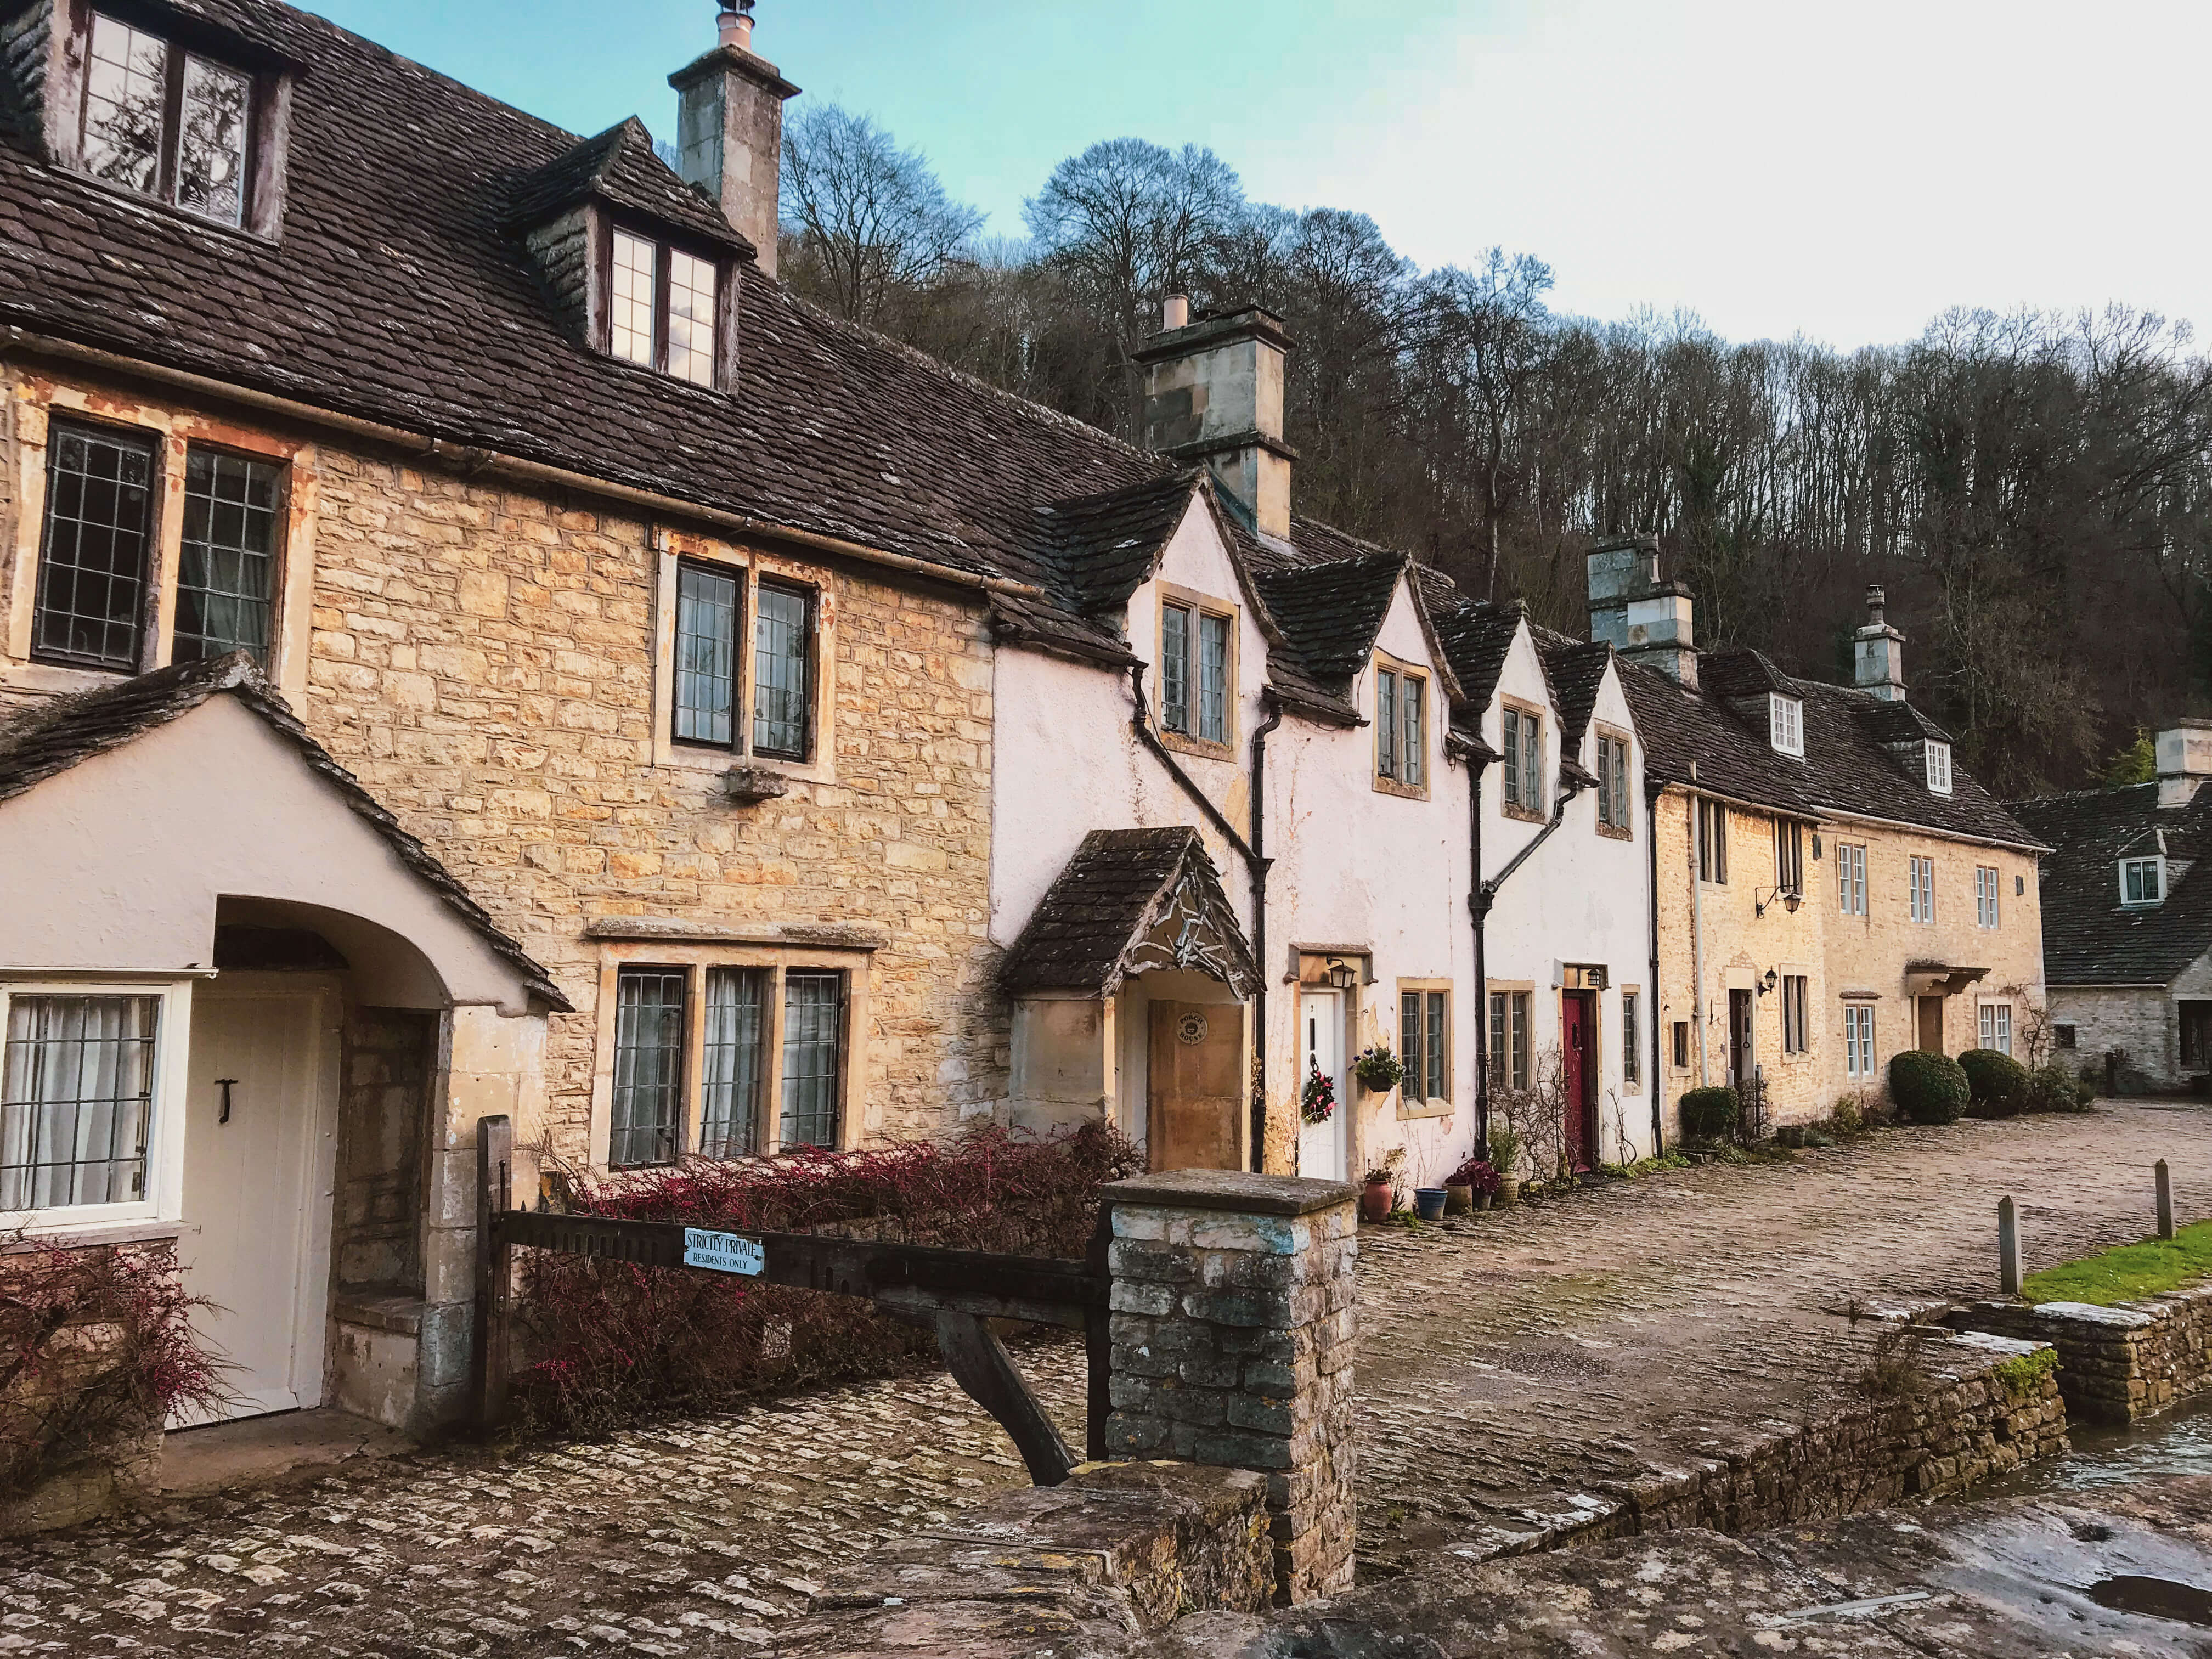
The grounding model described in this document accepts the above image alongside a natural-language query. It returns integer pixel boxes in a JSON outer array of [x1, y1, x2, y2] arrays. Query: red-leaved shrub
[[512, 1121, 1140, 1437]]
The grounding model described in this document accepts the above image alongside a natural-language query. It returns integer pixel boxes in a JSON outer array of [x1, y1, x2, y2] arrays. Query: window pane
[[1376, 670, 1398, 778], [1521, 716, 1541, 808], [1623, 993, 1639, 1082], [667, 249, 718, 387], [1400, 991, 1420, 1092], [780, 972, 843, 1148], [1488, 993, 1505, 1086], [1197, 612, 1229, 742], [1513, 993, 1530, 1090], [174, 448, 280, 665], [1425, 992, 1446, 1099], [699, 968, 765, 1157], [752, 583, 812, 758], [35, 425, 156, 669], [673, 562, 738, 746], [611, 231, 658, 366], [1402, 677, 1425, 788], [82, 13, 167, 195], [177, 54, 250, 224], [611, 969, 685, 1167], [1160, 604, 1190, 733], [1, 995, 157, 1210], [1501, 709, 1520, 803]]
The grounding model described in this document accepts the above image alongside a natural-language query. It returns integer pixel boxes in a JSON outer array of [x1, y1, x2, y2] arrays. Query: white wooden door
[[1298, 991, 1347, 1182], [176, 984, 338, 1425]]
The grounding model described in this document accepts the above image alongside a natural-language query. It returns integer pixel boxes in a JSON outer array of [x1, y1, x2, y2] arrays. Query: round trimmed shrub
[[1888, 1051, 1971, 1124], [1958, 1048, 2029, 1118], [2025, 1064, 2090, 1114], [1679, 1085, 1740, 1141]]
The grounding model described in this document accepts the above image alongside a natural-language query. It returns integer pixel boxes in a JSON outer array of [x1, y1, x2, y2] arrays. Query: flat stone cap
[[1101, 1170, 1357, 1216]]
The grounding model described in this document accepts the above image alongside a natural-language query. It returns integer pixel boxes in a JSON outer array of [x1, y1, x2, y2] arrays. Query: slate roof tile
[[503, 116, 753, 255], [2012, 783, 2212, 984], [0, 653, 569, 1007], [999, 827, 1255, 997]]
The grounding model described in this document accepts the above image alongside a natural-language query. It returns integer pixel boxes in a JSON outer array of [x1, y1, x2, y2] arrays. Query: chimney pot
[[1162, 294, 1190, 331], [1865, 583, 1886, 627], [718, 2, 753, 52]]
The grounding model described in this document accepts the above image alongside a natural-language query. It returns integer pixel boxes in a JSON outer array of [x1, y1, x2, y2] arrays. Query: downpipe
[[1470, 771, 1587, 1155]]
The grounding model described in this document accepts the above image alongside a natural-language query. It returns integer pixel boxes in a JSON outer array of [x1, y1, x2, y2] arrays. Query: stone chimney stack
[[1134, 300, 1295, 540], [1854, 584, 1906, 702], [671, 1, 800, 277], [1585, 535, 1697, 687], [2157, 720, 2212, 809]]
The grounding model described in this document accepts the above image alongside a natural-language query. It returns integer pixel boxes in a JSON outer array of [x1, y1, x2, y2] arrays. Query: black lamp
[[1325, 957, 1358, 991]]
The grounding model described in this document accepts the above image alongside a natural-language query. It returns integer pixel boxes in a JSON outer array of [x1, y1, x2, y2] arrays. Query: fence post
[[2158, 1159, 2175, 1241], [1099, 1170, 1359, 1609], [1999, 1194, 2022, 1297], [471, 1113, 514, 1431], [1085, 1199, 1113, 1463]]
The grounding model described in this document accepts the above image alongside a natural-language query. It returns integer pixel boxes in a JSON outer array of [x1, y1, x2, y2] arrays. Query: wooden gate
[[469, 1115, 1110, 1485]]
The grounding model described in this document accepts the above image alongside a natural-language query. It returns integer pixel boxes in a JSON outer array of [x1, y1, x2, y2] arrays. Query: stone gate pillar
[[1098, 1170, 1358, 1606]]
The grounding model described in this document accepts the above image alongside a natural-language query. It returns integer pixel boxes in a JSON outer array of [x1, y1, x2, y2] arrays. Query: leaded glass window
[[1376, 669, 1398, 779], [673, 562, 740, 746], [1, 995, 157, 1211], [177, 55, 250, 224], [79, 13, 255, 227], [698, 968, 766, 1157], [1160, 603, 1190, 734], [1197, 612, 1229, 742], [1401, 675, 1425, 788], [753, 583, 812, 759], [174, 448, 281, 665], [82, 14, 167, 195], [779, 972, 843, 1149], [33, 424, 156, 670], [667, 249, 719, 388], [611, 230, 658, 366], [610, 968, 685, 1167], [1400, 989, 1448, 1101]]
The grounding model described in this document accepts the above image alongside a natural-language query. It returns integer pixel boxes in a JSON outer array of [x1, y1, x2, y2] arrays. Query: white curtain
[[0, 995, 158, 1210]]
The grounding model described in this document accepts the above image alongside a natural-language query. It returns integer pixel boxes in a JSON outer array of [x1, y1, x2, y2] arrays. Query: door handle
[[214, 1079, 237, 1125]]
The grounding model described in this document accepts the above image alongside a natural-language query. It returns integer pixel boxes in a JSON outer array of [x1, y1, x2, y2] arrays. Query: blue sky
[[300, 0, 2212, 352]]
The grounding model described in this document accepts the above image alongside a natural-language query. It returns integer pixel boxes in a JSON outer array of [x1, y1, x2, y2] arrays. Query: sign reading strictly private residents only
[[682, 1227, 766, 1276]]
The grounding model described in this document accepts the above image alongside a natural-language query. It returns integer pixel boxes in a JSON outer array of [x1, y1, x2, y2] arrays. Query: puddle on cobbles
[[2088, 1573, 2212, 1625], [1969, 1394, 2212, 1500]]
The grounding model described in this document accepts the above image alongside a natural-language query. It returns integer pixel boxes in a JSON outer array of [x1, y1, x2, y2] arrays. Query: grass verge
[[2021, 1218, 2212, 1307]]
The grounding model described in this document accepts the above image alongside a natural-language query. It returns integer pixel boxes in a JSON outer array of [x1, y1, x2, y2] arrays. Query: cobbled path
[[4, 1102, 2208, 1653]]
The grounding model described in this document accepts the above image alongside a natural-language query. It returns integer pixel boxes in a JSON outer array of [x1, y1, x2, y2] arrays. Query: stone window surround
[[1153, 579, 1237, 762], [1977, 995, 2014, 1056], [583, 934, 875, 1167], [1842, 995, 1880, 1079], [647, 531, 838, 785], [2, 376, 317, 703], [1393, 975, 1451, 1119], [32, 0, 297, 244], [0, 972, 199, 1234], [1499, 697, 1545, 822], [1486, 978, 1535, 1094], [1617, 982, 1643, 1093], [1593, 724, 1633, 840], [1370, 649, 1430, 801]]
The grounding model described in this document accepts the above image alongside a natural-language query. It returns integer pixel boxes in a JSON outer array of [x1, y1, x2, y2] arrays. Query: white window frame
[[1844, 1003, 1876, 1078], [1925, 741, 1953, 795], [1769, 693, 1804, 757], [1909, 856, 1935, 924], [1976, 865, 2000, 929], [2120, 857, 2165, 907], [1838, 842, 1867, 916], [0, 979, 193, 1234], [1979, 1002, 2012, 1056]]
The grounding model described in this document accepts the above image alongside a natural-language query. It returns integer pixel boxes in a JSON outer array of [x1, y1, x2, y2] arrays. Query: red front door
[[1562, 991, 1593, 1169]]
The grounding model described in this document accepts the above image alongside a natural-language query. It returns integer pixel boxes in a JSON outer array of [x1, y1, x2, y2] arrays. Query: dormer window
[[1925, 740, 1953, 794], [1768, 693, 1804, 757], [610, 229, 720, 388], [2121, 857, 2165, 906], [76, 12, 256, 227]]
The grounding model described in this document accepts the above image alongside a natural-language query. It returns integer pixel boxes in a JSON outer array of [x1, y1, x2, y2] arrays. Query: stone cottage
[[2015, 722, 2212, 1091], [1600, 555, 2050, 1134]]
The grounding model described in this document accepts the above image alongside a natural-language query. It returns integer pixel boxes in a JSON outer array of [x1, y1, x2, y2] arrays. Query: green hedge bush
[[1889, 1051, 1971, 1124], [2026, 1064, 2091, 1114], [1679, 1085, 1740, 1141], [1959, 1048, 2029, 1118]]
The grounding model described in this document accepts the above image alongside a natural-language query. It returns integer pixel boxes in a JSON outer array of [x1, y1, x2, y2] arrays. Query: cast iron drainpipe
[[1646, 783, 1665, 1158], [1469, 769, 1587, 1157], [1127, 667, 1277, 1172]]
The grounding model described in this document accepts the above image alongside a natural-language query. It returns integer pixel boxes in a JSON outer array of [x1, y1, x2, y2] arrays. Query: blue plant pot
[[1413, 1187, 1448, 1222]]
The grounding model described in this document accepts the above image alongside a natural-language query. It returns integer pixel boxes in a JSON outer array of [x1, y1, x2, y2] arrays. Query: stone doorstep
[[332, 1293, 426, 1337]]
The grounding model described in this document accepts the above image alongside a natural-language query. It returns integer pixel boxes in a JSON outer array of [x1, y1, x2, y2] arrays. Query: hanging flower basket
[[1301, 1065, 1338, 1126], [1353, 1045, 1406, 1094]]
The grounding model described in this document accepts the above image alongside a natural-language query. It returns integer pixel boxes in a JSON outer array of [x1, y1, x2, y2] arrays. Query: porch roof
[[1000, 827, 1259, 1001]]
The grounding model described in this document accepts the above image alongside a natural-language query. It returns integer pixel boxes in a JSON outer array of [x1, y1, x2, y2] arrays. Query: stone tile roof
[[1032, 472, 1206, 617], [2012, 783, 2212, 984], [503, 116, 752, 255], [1253, 551, 1406, 686], [999, 827, 1257, 998], [0, 653, 569, 1007], [1416, 574, 1525, 712], [1532, 627, 1612, 751], [1619, 654, 2042, 851]]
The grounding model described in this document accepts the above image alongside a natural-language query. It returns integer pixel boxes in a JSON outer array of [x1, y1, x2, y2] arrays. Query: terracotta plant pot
[[1443, 1182, 1474, 1216], [1360, 1180, 1392, 1222]]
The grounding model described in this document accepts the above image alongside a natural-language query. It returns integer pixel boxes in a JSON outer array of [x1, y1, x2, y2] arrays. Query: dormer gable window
[[2121, 856, 2164, 906], [610, 228, 720, 387], [1768, 692, 1804, 757], [1925, 740, 1953, 795], [38, 6, 293, 235]]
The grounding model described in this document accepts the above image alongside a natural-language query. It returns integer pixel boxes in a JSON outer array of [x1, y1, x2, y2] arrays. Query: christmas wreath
[[1301, 1064, 1338, 1125]]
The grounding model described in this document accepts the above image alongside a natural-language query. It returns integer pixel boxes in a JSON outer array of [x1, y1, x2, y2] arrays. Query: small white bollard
[[1999, 1195, 2022, 1297], [2158, 1159, 2175, 1242]]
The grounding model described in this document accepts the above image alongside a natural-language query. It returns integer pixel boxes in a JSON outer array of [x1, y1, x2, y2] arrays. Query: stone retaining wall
[[1946, 1280, 2212, 1425], [777, 1461, 1269, 1656]]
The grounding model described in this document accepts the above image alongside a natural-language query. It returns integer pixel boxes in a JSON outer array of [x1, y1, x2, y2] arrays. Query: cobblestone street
[[5, 1103, 2208, 1655]]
